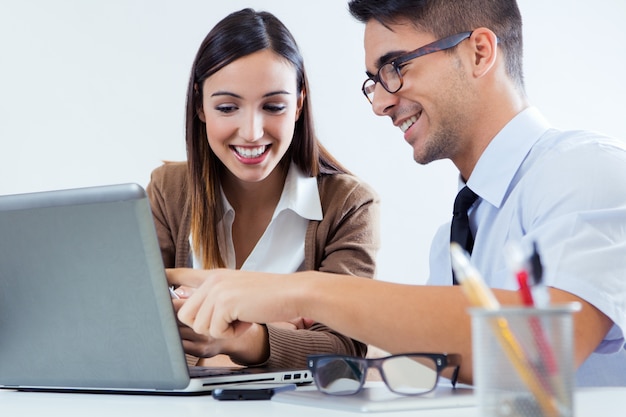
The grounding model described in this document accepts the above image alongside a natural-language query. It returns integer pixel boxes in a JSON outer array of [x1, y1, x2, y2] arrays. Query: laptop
[[0, 183, 312, 395], [273, 381, 476, 413]]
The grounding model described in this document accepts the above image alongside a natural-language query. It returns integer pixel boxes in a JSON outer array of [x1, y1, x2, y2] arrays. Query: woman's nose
[[239, 112, 264, 142]]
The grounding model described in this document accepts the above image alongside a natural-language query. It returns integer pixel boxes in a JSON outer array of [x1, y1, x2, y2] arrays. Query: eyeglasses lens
[[381, 356, 438, 394], [363, 63, 402, 103], [379, 63, 401, 92], [363, 79, 376, 103], [313, 357, 366, 395]]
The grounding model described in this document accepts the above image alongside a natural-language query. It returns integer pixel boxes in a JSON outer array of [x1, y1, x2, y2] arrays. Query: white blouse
[[192, 163, 323, 273]]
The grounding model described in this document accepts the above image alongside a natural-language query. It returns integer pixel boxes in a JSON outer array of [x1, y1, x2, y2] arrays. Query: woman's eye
[[264, 104, 286, 113], [216, 104, 238, 114]]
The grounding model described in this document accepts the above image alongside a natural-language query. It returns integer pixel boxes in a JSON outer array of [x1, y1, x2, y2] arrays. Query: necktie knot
[[453, 186, 479, 216]]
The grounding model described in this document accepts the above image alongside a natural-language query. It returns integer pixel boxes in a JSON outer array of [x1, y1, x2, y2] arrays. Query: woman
[[146, 8, 380, 369]]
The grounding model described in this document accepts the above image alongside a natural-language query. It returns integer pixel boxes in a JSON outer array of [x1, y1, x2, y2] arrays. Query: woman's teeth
[[233, 145, 268, 158], [400, 115, 419, 133]]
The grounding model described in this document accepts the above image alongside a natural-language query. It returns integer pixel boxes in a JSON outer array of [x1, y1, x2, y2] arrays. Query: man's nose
[[371, 83, 398, 116]]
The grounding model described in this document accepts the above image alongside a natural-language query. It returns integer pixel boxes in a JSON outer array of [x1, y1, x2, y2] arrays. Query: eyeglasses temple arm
[[446, 353, 462, 388]]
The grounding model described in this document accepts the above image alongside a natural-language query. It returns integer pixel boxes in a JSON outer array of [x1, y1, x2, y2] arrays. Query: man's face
[[363, 19, 475, 166]]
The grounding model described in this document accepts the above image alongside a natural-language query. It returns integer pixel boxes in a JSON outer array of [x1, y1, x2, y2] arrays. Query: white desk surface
[[1, 385, 624, 416]]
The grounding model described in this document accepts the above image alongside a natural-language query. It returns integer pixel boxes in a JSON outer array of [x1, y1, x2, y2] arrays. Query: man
[[172, 0, 626, 385]]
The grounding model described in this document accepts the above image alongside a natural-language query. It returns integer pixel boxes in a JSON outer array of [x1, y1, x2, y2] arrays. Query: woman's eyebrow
[[264, 90, 291, 98], [211, 91, 242, 98], [210, 90, 291, 98]]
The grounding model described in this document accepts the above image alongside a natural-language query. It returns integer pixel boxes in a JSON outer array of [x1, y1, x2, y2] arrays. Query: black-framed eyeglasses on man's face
[[362, 31, 473, 104], [307, 352, 461, 396]]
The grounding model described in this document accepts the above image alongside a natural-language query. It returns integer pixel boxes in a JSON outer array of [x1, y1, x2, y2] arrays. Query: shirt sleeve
[[521, 140, 626, 354]]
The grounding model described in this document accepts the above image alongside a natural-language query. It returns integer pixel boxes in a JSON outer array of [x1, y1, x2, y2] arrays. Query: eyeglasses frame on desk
[[307, 352, 461, 396]]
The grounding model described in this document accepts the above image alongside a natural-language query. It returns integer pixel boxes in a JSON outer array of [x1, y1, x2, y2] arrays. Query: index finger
[[165, 268, 207, 288], [177, 284, 212, 335]]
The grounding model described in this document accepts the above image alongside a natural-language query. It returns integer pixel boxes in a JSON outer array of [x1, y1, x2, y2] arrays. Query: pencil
[[450, 243, 560, 417]]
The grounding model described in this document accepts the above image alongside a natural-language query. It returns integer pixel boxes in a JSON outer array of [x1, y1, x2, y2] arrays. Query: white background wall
[[1, 1, 625, 284]]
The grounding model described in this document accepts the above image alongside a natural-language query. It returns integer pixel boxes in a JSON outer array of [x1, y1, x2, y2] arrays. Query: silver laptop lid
[[0, 183, 190, 391]]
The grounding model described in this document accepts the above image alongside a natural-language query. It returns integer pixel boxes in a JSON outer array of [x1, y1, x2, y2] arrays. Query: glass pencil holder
[[470, 303, 581, 417]]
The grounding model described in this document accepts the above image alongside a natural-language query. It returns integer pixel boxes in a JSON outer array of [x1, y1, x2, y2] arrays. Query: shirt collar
[[220, 162, 323, 222], [465, 107, 551, 208], [275, 162, 323, 221]]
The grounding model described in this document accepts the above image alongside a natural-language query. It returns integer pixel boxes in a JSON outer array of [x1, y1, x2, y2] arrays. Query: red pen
[[504, 243, 535, 306], [516, 268, 535, 306], [506, 242, 565, 411], [505, 242, 559, 384]]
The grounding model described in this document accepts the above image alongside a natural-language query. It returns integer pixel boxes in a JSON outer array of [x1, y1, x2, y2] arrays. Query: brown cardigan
[[146, 161, 381, 368]]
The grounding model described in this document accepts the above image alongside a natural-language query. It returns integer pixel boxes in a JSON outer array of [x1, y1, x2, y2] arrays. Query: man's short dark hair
[[348, 0, 525, 91]]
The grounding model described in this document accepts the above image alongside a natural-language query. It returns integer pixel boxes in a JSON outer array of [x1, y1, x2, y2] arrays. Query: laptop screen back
[[0, 184, 190, 391]]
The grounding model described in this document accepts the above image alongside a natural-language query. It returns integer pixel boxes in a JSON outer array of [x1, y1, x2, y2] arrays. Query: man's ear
[[468, 28, 498, 79]]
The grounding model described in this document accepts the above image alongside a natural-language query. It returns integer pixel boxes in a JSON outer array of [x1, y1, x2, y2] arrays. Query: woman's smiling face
[[199, 49, 303, 185]]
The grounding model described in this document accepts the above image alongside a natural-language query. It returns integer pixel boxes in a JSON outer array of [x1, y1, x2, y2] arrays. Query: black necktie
[[450, 186, 479, 284]]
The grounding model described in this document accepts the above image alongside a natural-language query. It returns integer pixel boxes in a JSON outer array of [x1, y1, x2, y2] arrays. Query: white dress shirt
[[192, 163, 323, 273], [428, 107, 626, 385]]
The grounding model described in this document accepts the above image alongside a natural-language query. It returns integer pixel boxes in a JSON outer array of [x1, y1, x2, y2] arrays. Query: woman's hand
[[171, 298, 228, 358], [166, 268, 278, 364], [175, 299, 269, 363], [166, 268, 208, 297], [170, 268, 304, 339]]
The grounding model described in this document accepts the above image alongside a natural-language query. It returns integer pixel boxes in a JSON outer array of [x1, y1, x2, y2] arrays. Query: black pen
[[529, 242, 549, 307]]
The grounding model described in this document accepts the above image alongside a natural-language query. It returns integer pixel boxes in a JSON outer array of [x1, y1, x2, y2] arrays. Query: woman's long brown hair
[[185, 8, 349, 268]]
